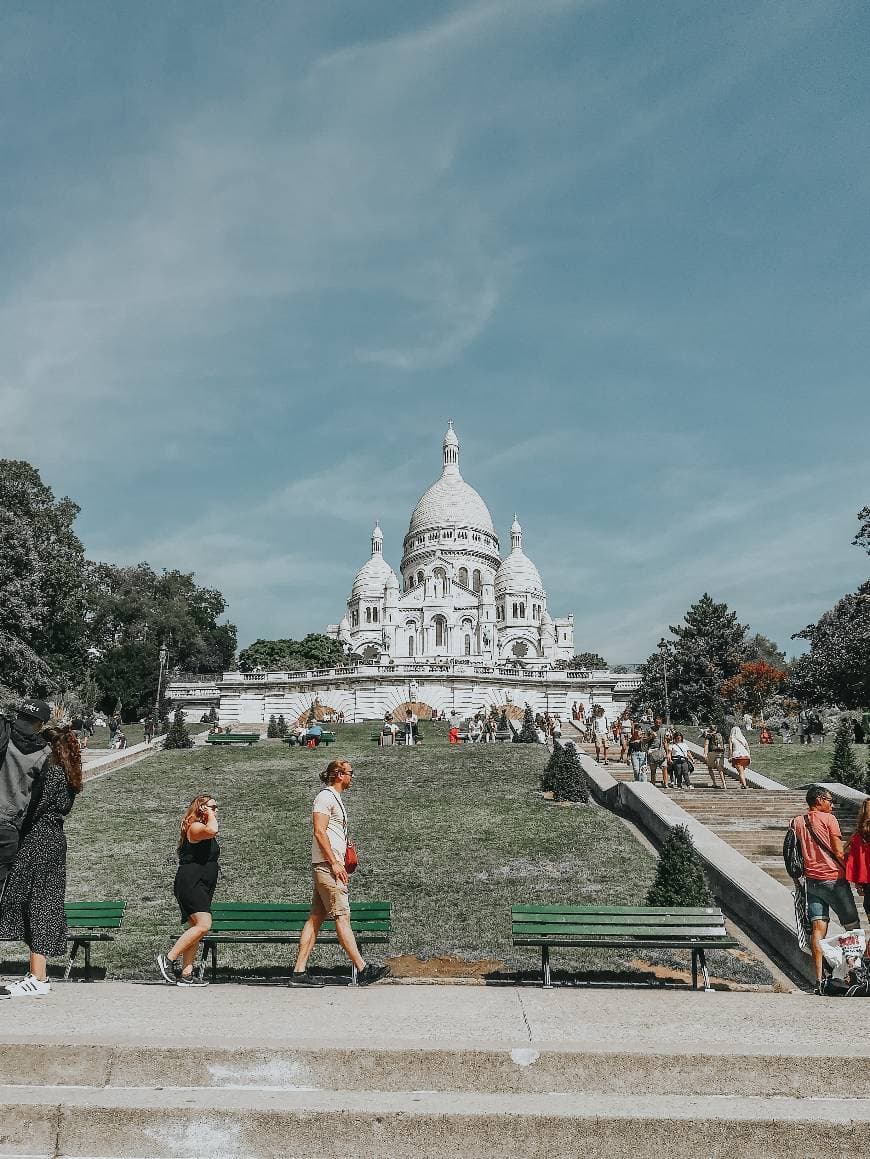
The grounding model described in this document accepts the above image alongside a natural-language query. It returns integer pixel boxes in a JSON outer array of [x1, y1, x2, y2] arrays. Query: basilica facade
[[327, 424, 575, 665]]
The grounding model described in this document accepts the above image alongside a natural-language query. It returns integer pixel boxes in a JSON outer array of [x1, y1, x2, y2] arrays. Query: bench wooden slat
[[511, 905, 721, 916], [510, 913, 724, 928], [512, 923, 730, 939]]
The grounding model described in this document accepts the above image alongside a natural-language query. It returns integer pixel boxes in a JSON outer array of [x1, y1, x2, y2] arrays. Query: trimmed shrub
[[207, 706, 219, 724], [163, 708, 193, 750], [830, 716, 863, 789], [497, 709, 509, 734], [551, 743, 590, 803], [646, 825, 713, 907], [266, 714, 278, 739], [514, 703, 538, 743], [276, 714, 287, 737]]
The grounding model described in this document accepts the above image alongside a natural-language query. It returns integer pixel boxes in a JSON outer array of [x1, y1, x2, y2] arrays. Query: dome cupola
[[495, 517, 545, 597], [406, 423, 496, 538], [350, 522, 398, 599]]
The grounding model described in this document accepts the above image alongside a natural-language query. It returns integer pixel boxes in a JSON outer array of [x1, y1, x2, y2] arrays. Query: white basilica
[[327, 424, 575, 666]]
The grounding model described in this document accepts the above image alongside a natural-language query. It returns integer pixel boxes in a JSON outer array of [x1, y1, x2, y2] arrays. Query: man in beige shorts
[[289, 758, 387, 987]]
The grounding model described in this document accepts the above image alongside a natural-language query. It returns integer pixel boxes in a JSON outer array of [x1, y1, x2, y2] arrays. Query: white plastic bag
[[821, 928, 867, 978]]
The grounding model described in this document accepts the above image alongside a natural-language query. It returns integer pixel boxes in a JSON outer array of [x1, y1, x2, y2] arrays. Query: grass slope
[[51, 723, 770, 985]]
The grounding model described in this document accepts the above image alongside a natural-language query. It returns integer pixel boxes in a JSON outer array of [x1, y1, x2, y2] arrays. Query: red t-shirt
[[792, 811, 844, 882], [846, 833, 870, 885]]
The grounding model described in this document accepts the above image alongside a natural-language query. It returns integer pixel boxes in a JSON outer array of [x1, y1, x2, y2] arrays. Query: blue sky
[[2, 1, 868, 661]]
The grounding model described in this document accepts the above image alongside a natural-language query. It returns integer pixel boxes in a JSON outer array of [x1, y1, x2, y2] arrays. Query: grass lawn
[[41, 722, 771, 987], [85, 722, 210, 749]]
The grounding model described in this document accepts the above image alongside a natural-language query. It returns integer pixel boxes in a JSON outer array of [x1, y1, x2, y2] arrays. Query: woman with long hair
[[0, 726, 83, 999], [157, 794, 219, 986], [846, 799, 870, 927], [728, 724, 751, 789]]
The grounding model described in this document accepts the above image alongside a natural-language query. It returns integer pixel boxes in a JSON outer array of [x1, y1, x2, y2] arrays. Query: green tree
[[0, 461, 89, 696], [746, 633, 788, 668], [790, 507, 870, 710], [646, 826, 713, 908], [514, 704, 539, 743], [266, 713, 278, 739], [829, 717, 863, 789], [632, 595, 748, 726], [163, 707, 193, 750], [276, 714, 287, 737], [541, 743, 590, 803], [555, 651, 609, 671], [238, 634, 344, 673]]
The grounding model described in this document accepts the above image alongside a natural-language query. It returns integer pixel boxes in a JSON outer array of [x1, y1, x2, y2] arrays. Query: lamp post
[[658, 638, 671, 728], [155, 643, 168, 729]]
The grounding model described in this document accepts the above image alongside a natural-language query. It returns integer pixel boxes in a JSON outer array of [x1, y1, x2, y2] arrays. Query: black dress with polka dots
[[0, 762, 76, 958]]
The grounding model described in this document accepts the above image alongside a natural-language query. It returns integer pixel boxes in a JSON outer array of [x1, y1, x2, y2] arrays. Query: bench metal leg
[[65, 940, 80, 981], [691, 949, 698, 990], [541, 945, 552, 988], [196, 941, 209, 982], [698, 948, 711, 992], [350, 962, 359, 986], [84, 941, 93, 982], [211, 941, 218, 984]]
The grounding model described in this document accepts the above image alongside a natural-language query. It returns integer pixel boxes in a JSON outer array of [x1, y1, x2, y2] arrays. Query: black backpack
[[783, 819, 806, 880]]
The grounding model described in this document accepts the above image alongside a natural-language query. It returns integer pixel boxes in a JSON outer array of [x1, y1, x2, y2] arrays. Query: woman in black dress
[[157, 794, 219, 986], [0, 727, 82, 999]]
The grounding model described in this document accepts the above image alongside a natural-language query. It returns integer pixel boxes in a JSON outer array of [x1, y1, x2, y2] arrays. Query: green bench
[[284, 731, 337, 746], [198, 900, 391, 984], [64, 901, 127, 981], [512, 904, 738, 990], [206, 732, 260, 745]]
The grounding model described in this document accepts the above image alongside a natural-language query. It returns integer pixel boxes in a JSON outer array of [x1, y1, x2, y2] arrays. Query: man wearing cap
[[0, 701, 51, 895]]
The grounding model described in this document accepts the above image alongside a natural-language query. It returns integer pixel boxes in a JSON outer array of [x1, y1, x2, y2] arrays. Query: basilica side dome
[[495, 518, 544, 596]]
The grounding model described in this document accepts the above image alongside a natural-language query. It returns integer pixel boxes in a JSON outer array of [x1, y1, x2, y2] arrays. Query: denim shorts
[[805, 878, 859, 925]]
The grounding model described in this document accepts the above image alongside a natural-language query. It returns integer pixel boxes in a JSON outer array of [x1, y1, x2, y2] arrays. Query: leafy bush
[[830, 716, 864, 789], [276, 714, 287, 737], [266, 714, 278, 739], [163, 708, 193, 750], [646, 825, 713, 907], [541, 743, 590, 803]]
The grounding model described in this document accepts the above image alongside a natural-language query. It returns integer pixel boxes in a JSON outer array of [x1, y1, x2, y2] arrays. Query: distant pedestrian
[[627, 726, 647, 782], [144, 717, 154, 744], [592, 707, 610, 765], [780, 718, 793, 744], [742, 711, 754, 734], [404, 709, 417, 746], [0, 726, 82, 999], [667, 732, 694, 789], [728, 725, 751, 789], [619, 714, 633, 763], [645, 719, 669, 789], [289, 759, 387, 987], [157, 795, 220, 987], [703, 724, 727, 790]]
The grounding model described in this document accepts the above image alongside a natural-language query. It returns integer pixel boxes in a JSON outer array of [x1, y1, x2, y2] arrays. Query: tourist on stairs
[[703, 724, 727, 790], [0, 725, 82, 999], [666, 732, 694, 789], [728, 724, 751, 789], [157, 795, 220, 986], [845, 799, 870, 948]]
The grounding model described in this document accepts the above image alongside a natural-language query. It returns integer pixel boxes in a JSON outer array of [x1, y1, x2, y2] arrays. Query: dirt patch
[[386, 954, 505, 978]]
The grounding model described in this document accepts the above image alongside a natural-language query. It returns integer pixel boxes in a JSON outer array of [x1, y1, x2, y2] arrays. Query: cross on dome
[[371, 522, 383, 555]]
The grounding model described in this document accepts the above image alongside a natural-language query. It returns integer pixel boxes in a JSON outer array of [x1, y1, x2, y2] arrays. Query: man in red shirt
[[792, 786, 861, 990]]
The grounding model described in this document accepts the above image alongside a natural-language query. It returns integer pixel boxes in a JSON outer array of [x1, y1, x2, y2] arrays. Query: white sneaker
[[0, 974, 51, 999]]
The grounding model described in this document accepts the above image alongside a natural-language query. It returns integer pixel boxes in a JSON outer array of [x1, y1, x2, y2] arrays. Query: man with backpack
[[0, 700, 51, 896], [786, 786, 861, 992], [703, 724, 727, 789]]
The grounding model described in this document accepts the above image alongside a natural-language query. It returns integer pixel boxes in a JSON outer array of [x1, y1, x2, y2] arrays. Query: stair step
[[5, 1084, 870, 1158]]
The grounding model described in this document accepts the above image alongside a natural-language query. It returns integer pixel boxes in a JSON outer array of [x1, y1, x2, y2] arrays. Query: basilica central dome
[[406, 422, 496, 537]]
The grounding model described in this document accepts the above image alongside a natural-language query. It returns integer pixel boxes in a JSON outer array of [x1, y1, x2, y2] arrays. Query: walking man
[[790, 786, 862, 992], [289, 759, 387, 988], [703, 724, 727, 789], [592, 706, 610, 765]]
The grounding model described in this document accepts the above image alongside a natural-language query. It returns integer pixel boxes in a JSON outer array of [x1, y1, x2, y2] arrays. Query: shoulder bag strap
[[327, 788, 348, 834], [803, 813, 845, 867]]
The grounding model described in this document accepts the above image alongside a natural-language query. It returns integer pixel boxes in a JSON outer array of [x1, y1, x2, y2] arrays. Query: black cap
[[18, 699, 51, 724]]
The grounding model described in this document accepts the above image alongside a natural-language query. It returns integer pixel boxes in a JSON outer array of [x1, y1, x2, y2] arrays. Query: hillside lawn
[[24, 722, 771, 987], [85, 722, 210, 750]]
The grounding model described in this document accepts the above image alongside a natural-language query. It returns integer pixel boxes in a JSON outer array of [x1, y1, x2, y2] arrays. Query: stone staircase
[[4, 1031, 870, 1157]]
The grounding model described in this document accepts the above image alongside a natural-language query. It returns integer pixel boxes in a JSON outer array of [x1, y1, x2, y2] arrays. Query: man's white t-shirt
[[312, 788, 347, 864], [593, 714, 609, 736], [620, 718, 633, 736]]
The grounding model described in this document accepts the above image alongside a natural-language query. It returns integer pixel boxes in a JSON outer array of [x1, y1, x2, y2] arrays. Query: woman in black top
[[0, 726, 82, 999], [157, 794, 219, 987]]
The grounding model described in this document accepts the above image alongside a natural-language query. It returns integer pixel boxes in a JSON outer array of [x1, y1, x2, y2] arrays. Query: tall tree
[[0, 461, 89, 697], [632, 594, 748, 725], [746, 633, 788, 668], [790, 507, 870, 709], [555, 652, 609, 671], [238, 634, 344, 673]]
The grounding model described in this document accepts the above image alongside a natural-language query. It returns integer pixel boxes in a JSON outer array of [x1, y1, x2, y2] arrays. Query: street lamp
[[155, 643, 168, 727], [658, 638, 671, 728]]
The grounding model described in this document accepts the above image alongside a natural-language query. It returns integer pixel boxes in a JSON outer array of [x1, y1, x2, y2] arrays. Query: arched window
[[365, 607, 371, 623], [433, 615, 446, 647], [433, 567, 447, 597], [416, 570, 424, 587], [512, 603, 518, 618], [458, 567, 468, 588], [408, 635, 415, 657], [472, 569, 481, 593], [519, 603, 526, 619], [464, 634, 472, 656], [372, 607, 378, 623]]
